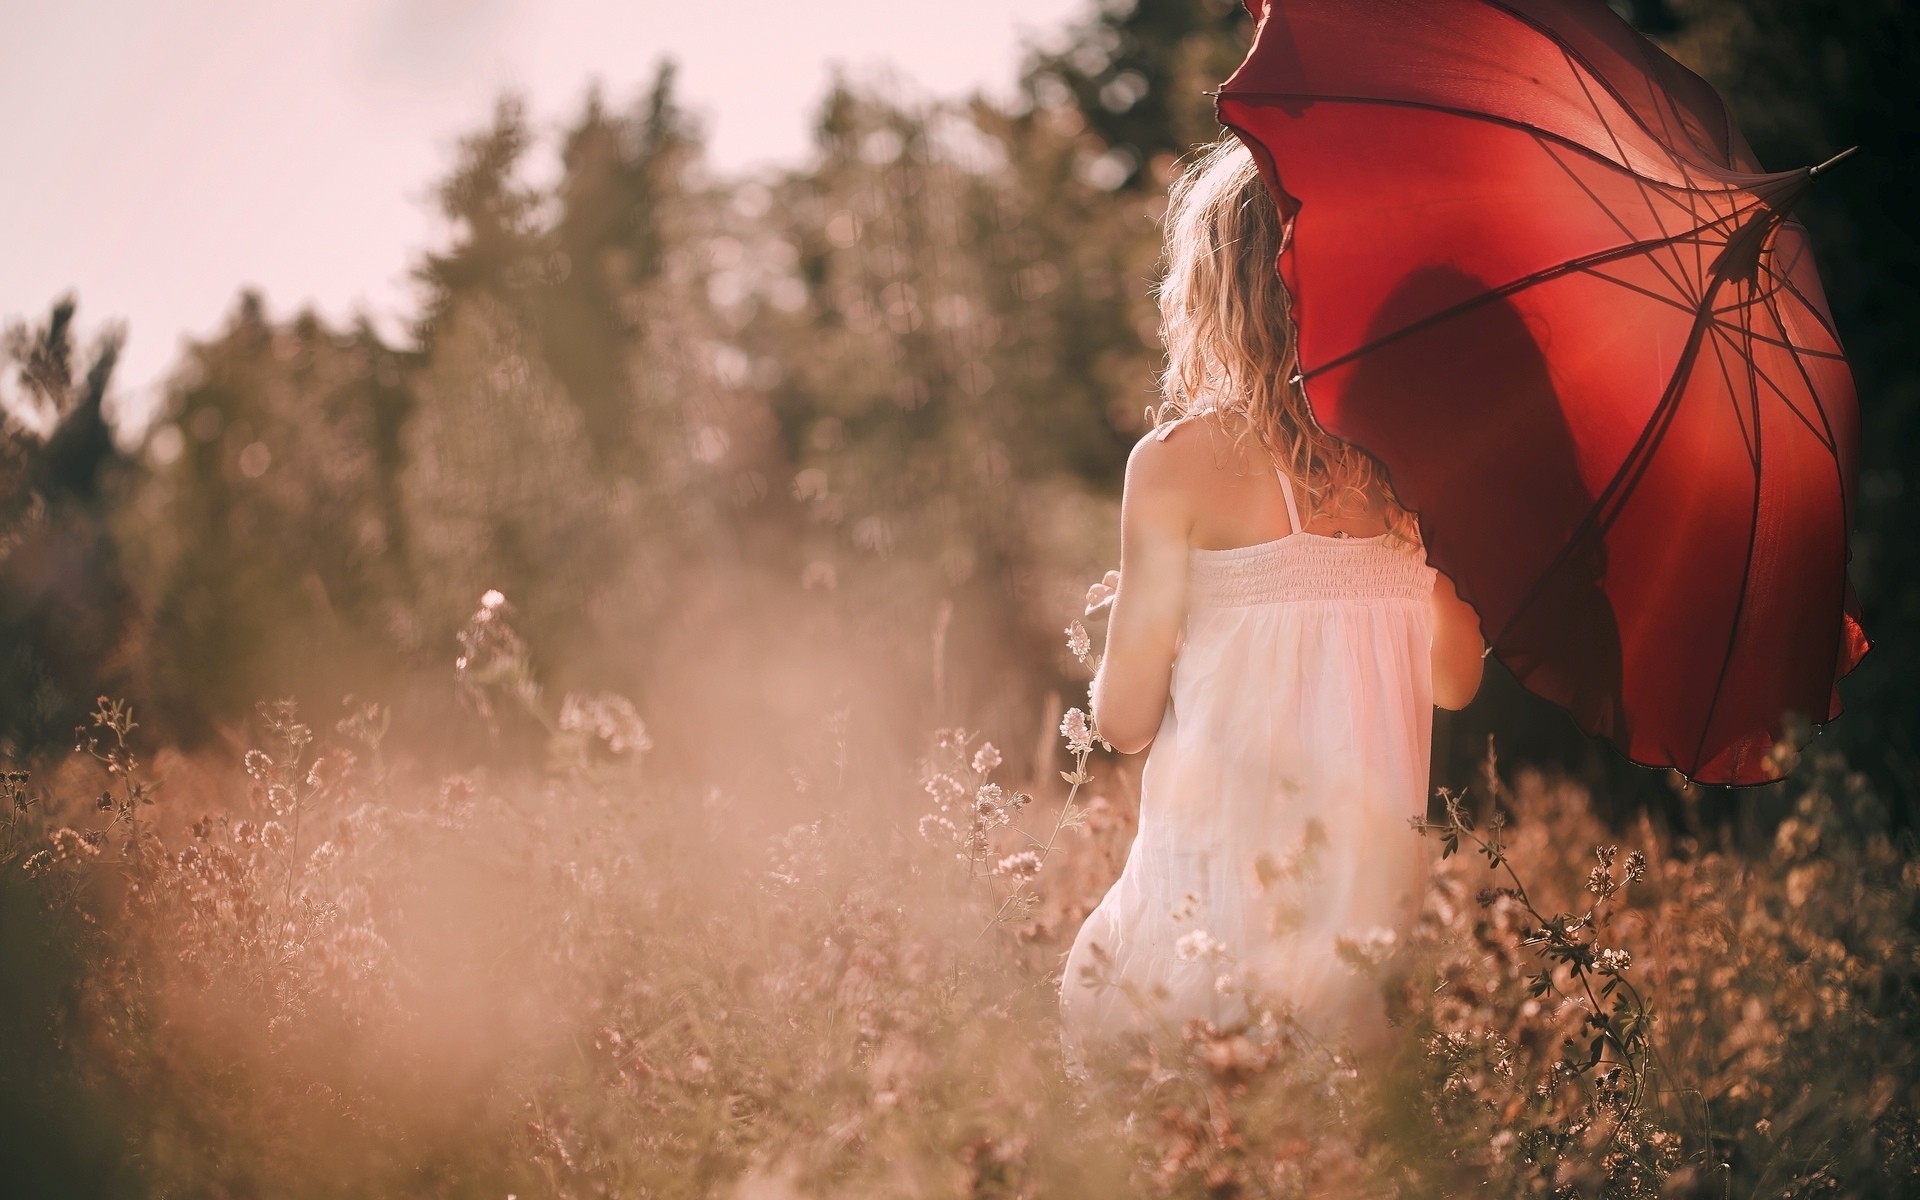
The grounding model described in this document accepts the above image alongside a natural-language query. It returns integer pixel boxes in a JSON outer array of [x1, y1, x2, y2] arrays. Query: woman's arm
[[1089, 434, 1192, 755], [1430, 568, 1486, 711]]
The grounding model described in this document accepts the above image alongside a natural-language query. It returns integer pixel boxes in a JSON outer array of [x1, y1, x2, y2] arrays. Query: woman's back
[[1059, 410, 1438, 1070]]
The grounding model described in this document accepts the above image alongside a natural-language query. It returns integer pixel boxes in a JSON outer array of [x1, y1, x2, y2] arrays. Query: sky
[[2, 0, 1088, 430]]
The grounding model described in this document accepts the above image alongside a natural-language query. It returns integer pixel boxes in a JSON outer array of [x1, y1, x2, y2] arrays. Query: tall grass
[[5, 596, 1917, 1197]]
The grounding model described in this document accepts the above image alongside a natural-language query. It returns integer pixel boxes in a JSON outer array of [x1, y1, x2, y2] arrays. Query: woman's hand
[[1430, 568, 1486, 710], [1085, 570, 1120, 617]]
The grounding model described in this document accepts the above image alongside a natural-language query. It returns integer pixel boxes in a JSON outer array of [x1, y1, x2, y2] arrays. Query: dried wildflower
[[558, 691, 653, 756], [1624, 849, 1648, 883], [1065, 620, 1092, 665], [261, 821, 291, 853], [243, 750, 273, 781], [21, 850, 50, 877], [1170, 890, 1202, 921], [1595, 947, 1633, 974], [307, 841, 343, 873], [481, 588, 506, 610], [923, 773, 965, 807], [49, 827, 99, 862], [971, 742, 1002, 774], [1059, 707, 1095, 756], [1175, 928, 1228, 962], [1334, 925, 1400, 969], [971, 788, 1010, 831], [994, 850, 1041, 878], [306, 751, 354, 791]]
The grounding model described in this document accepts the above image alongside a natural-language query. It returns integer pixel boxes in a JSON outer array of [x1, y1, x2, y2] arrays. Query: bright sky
[[2, 0, 1088, 429]]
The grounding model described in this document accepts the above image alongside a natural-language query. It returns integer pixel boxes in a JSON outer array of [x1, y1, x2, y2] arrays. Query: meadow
[[2, 2, 1916, 1195], [4, 590, 1916, 1197]]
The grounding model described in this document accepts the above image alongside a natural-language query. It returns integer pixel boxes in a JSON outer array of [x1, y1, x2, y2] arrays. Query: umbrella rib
[[1554, 44, 1713, 295], [1482, 0, 1745, 185], [1703, 322, 1761, 467], [1687, 320, 1767, 775], [1221, 91, 1750, 199], [1743, 344, 1838, 453], [1483, 289, 1726, 658], [1758, 287, 1855, 532], [1302, 196, 1766, 380], [1581, 265, 1704, 317], [1759, 249, 1848, 347], [1712, 320, 1845, 361], [1538, 139, 1699, 306], [1758, 285, 1844, 453]]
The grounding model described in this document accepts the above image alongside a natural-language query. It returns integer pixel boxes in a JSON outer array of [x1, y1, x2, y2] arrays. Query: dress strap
[[1150, 412, 1194, 442], [1275, 467, 1304, 535]]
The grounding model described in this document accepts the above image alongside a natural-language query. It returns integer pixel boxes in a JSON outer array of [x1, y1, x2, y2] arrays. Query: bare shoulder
[[1129, 409, 1247, 491]]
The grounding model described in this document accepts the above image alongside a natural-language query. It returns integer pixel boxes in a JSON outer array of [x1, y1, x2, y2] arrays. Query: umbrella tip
[[1809, 146, 1860, 176]]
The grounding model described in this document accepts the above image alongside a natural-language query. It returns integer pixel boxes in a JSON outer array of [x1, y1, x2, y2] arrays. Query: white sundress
[[1060, 420, 1439, 1071]]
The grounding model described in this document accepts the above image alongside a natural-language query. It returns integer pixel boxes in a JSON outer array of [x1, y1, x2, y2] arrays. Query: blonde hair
[[1152, 136, 1420, 548]]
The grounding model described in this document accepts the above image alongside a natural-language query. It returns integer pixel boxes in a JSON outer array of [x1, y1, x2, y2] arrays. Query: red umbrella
[[1215, 0, 1872, 785]]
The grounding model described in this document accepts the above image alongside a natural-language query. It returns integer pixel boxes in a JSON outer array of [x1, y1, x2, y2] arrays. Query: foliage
[[0, 596, 1912, 1197]]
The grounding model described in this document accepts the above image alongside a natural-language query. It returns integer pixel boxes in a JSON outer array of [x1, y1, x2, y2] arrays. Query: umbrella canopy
[[1216, 0, 1871, 785]]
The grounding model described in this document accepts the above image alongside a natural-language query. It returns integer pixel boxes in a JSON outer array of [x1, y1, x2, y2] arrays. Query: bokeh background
[[2, 1, 1916, 1194]]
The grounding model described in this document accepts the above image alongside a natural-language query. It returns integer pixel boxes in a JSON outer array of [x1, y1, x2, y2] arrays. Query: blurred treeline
[[0, 0, 1913, 815]]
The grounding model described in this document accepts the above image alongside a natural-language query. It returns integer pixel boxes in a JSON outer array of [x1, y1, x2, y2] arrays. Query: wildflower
[[49, 827, 99, 862], [558, 692, 653, 756], [307, 841, 343, 873], [924, 773, 965, 807], [1059, 707, 1095, 756], [973, 785, 1010, 829], [1334, 925, 1400, 969], [1065, 620, 1092, 665], [261, 821, 291, 853], [918, 814, 958, 843], [1175, 928, 1227, 962], [995, 850, 1042, 878], [243, 750, 273, 781], [96, 791, 113, 811], [22, 850, 50, 877], [307, 751, 354, 791], [481, 589, 506, 610], [1623, 849, 1648, 883], [1595, 947, 1633, 974], [266, 784, 297, 816], [971, 742, 1002, 774]]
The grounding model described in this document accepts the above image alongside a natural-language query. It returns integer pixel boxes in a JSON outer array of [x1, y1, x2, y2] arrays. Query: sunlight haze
[[2, 0, 1086, 428]]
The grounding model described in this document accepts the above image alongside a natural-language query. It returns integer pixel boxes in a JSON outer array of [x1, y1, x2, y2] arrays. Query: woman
[[1059, 137, 1487, 1073]]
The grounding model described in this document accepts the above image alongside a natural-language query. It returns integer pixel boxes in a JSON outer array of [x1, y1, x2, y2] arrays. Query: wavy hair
[[1151, 136, 1420, 548]]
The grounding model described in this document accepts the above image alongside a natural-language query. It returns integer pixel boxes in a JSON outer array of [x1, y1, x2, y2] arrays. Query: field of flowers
[[2, 593, 1915, 1199]]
